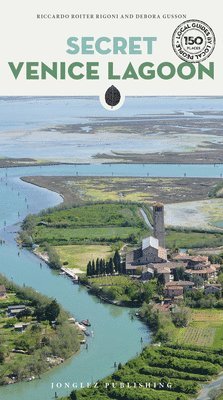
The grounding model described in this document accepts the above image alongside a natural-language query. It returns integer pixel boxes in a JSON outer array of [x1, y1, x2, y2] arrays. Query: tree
[[35, 305, 46, 322], [107, 258, 114, 275], [96, 258, 100, 275], [191, 275, 204, 287], [171, 307, 191, 327], [0, 348, 4, 364], [16, 308, 32, 320], [92, 260, 96, 276], [22, 214, 36, 232], [173, 266, 186, 281], [19, 231, 33, 247], [102, 259, 106, 275], [86, 261, 92, 276], [45, 244, 62, 270], [191, 275, 204, 288], [155, 330, 170, 343], [113, 250, 121, 273], [45, 299, 60, 322], [129, 233, 137, 244], [99, 258, 103, 275], [157, 273, 166, 286], [69, 390, 77, 400]]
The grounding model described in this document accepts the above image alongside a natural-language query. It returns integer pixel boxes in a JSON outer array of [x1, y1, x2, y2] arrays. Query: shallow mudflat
[[21, 175, 219, 204], [0, 96, 223, 164], [165, 198, 223, 230]]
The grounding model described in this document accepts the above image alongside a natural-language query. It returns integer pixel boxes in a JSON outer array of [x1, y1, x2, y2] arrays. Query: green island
[[18, 177, 223, 399], [0, 274, 80, 385]]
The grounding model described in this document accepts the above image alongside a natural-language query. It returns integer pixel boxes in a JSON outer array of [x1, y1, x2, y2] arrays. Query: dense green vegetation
[[21, 202, 150, 246], [81, 275, 157, 306], [86, 250, 123, 276], [185, 289, 223, 309], [0, 275, 80, 385], [63, 344, 221, 400]]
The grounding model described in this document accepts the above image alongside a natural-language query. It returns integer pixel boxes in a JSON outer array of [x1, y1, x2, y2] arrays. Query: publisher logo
[[172, 19, 216, 63]]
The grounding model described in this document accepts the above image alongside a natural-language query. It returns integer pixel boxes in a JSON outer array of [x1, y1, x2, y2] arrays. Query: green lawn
[[54, 244, 113, 271], [88, 275, 133, 286], [34, 226, 143, 245], [166, 229, 223, 249], [30, 202, 150, 245]]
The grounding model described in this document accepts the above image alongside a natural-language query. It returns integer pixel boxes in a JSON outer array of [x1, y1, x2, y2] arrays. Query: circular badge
[[172, 19, 216, 63]]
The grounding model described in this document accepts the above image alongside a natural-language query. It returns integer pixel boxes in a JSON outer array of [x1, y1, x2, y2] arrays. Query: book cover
[[0, 1, 222, 400]]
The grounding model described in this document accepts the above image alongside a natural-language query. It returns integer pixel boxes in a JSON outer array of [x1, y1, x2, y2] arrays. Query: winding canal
[[0, 162, 223, 399]]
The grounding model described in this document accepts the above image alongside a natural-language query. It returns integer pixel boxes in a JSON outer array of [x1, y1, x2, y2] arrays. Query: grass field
[[171, 310, 223, 348], [88, 275, 133, 286], [54, 244, 113, 271], [34, 226, 143, 245], [31, 202, 149, 245], [166, 229, 223, 249]]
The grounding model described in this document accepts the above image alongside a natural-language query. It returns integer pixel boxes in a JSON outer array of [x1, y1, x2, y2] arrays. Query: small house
[[165, 285, 184, 298], [14, 323, 29, 333], [204, 284, 222, 295], [8, 305, 26, 317]]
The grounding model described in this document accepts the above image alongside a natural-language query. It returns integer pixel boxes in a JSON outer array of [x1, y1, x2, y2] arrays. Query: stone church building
[[125, 203, 167, 274]]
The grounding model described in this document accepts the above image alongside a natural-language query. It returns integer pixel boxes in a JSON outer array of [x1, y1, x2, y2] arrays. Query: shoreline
[[0, 158, 91, 169], [0, 274, 82, 388], [1, 157, 223, 169], [31, 246, 137, 308]]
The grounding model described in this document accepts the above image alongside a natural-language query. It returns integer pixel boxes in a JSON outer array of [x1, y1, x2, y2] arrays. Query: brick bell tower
[[153, 202, 165, 248]]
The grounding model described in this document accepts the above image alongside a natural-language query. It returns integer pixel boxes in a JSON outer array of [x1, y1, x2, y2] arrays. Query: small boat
[[84, 330, 90, 337], [81, 319, 91, 327]]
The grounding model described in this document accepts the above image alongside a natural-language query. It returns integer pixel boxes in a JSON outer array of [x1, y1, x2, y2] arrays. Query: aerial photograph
[[0, 96, 223, 400]]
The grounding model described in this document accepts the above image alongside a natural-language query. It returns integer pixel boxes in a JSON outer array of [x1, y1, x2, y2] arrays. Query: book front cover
[[0, 1, 222, 400]]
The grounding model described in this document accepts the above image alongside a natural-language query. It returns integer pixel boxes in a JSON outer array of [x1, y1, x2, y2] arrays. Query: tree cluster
[[35, 299, 60, 322], [171, 307, 191, 328], [86, 250, 124, 276], [45, 243, 62, 270]]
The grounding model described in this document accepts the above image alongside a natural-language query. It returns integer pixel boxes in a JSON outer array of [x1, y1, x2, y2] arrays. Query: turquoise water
[[0, 96, 223, 162], [1, 96, 222, 132], [0, 162, 222, 399], [0, 95, 222, 399], [0, 165, 149, 400], [2, 162, 223, 182]]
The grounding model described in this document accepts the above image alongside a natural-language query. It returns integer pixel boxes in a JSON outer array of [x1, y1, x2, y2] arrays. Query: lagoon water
[[0, 96, 223, 399], [0, 161, 222, 399], [0, 96, 223, 162], [0, 165, 150, 400], [1, 96, 223, 132]]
